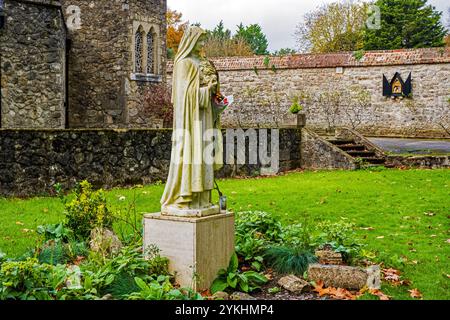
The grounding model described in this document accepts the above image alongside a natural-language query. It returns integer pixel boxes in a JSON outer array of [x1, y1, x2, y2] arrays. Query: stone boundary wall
[[167, 48, 450, 138], [385, 155, 449, 169], [0, 128, 301, 197], [300, 128, 356, 170]]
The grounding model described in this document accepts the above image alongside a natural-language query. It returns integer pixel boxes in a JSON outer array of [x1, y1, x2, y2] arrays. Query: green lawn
[[0, 168, 449, 300]]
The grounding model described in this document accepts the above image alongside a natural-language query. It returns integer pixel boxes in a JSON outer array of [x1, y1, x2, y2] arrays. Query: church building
[[0, 0, 167, 129]]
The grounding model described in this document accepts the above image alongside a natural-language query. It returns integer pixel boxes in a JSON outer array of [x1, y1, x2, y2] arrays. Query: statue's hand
[[208, 81, 218, 93]]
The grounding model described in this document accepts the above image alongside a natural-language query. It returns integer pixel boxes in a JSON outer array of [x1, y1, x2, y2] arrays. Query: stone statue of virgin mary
[[160, 26, 224, 217]]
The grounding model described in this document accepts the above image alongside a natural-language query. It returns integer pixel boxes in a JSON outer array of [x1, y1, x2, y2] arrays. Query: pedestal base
[[161, 205, 220, 218], [143, 212, 235, 291]]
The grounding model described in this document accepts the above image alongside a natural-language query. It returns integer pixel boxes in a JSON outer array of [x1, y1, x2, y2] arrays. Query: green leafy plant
[[0, 258, 67, 300], [289, 102, 303, 114], [211, 253, 268, 294], [235, 211, 284, 243], [64, 180, 114, 241], [235, 233, 266, 270], [289, 97, 304, 114], [268, 286, 281, 294], [37, 223, 72, 242], [125, 276, 202, 300], [353, 49, 365, 61], [314, 220, 364, 262], [37, 239, 88, 266], [263, 56, 270, 68], [264, 246, 317, 275]]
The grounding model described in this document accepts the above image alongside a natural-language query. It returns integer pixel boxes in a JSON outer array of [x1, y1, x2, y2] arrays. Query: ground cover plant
[[0, 168, 448, 299]]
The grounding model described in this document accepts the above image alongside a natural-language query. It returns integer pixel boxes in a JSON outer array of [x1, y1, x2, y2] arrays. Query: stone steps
[[327, 138, 386, 166]]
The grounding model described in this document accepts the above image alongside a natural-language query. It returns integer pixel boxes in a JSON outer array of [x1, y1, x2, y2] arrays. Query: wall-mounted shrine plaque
[[383, 72, 412, 97]]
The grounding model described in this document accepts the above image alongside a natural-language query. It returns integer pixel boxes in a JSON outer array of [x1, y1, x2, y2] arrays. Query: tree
[[446, 7, 450, 46], [166, 8, 188, 58], [207, 20, 232, 40], [364, 0, 446, 50], [203, 36, 253, 57], [272, 48, 297, 56], [295, 1, 368, 53], [202, 21, 253, 57], [235, 23, 269, 55]]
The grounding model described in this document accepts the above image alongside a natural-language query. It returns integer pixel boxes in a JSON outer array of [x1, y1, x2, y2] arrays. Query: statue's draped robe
[[161, 38, 223, 209]]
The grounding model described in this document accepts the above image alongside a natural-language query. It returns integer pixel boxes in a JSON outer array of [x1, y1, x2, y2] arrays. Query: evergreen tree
[[364, 0, 446, 50], [208, 21, 232, 40], [235, 23, 269, 55]]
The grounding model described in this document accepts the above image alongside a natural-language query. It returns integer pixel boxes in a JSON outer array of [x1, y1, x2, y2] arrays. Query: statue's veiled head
[[174, 26, 207, 64]]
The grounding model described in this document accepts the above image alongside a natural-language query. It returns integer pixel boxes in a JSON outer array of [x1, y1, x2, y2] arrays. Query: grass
[[0, 168, 449, 300]]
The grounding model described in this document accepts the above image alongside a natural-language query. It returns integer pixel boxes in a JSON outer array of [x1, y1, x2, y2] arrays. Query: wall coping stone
[[167, 47, 450, 72]]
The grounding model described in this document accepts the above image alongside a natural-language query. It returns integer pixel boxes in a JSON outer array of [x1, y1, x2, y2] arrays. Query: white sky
[[167, 0, 450, 52]]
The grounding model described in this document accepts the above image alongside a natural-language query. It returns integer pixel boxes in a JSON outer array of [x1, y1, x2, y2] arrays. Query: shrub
[[289, 102, 303, 114], [37, 240, 88, 266], [0, 258, 67, 300], [142, 84, 173, 128], [263, 246, 317, 275], [235, 211, 284, 243], [64, 181, 114, 241]]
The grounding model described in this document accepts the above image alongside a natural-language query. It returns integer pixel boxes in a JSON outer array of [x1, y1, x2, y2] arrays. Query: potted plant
[[282, 98, 306, 128]]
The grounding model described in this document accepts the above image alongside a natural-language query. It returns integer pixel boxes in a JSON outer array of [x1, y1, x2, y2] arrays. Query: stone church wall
[[0, 0, 66, 129], [60, 0, 167, 128]]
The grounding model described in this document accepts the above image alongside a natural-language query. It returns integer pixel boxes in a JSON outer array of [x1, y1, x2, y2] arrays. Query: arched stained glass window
[[147, 31, 155, 74], [135, 28, 144, 73]]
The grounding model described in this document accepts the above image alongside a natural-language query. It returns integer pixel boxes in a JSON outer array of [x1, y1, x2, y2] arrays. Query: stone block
[[143, 212, 235, 291], [308, 263, 381, 290], [230, 292, 256, 300], [277, 275, 310, 294], [315, 249, 343, 265]]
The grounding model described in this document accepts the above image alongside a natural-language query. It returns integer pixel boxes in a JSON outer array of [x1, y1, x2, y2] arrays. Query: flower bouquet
[[212, 92, 234, 111]]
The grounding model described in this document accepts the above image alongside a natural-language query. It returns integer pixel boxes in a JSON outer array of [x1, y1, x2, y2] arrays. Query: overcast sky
[[167, 0, 450, 52]]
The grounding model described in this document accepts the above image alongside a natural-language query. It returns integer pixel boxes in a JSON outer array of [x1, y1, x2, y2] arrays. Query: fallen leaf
[[313, 281, 357, 300], [16, 221, 24, 226], [73, 256, 85, 265], [360, 227, 375, 231], [382, 268, 410, 286], [423, 212, 436, 216], [21, 229, 34, 233], [42, 208, 49, 213], [408, 288, 422, 299], [264, 273, 274, 280], [369, 289, 391, 300], [200, 289, 211, 297], [376, 236, 385, 239]]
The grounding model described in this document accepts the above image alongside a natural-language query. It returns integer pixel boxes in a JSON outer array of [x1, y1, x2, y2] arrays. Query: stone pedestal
[[143, 212, 235, 291]]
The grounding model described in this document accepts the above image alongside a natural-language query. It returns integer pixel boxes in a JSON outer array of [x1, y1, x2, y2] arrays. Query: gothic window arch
[[134, 26, 144, 73], [132, 22, 161, 82]]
